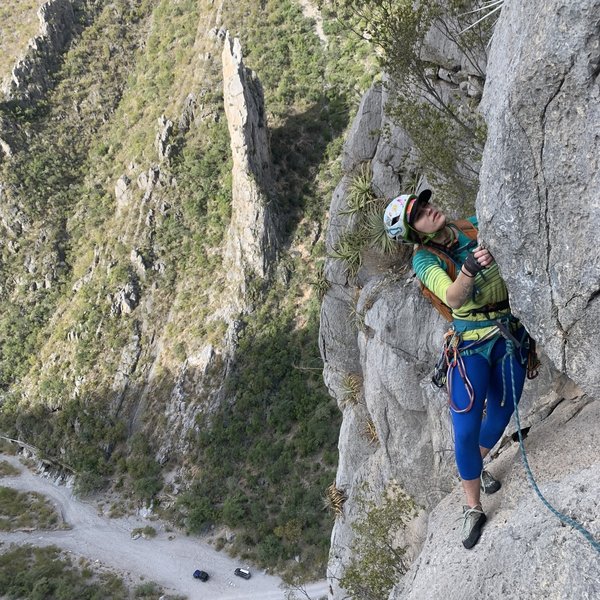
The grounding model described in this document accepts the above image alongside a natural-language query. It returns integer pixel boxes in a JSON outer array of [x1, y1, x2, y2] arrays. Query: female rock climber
[[383, 189, 534, 549]]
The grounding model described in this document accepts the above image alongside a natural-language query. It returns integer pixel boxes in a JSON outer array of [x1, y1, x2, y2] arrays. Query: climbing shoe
[[480, 469, 501, 494], [462, 505, 487, 549]]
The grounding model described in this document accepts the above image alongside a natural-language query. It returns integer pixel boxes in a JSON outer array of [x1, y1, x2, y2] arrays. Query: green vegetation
[[340, 373, 363, 407], [323, 481, 347, 518], [0, 459, 20, 477], [330, 232, 365, 278], [0, 0, 157, 393], [0, 0, 42, 82], [328, 0, 491, 206], [126, 435, 163, 503], [133, 582, 161, 598], [0, 544, 180, 600], [0, 439, 18, 455], [311, 262, 330, 301], [339, 483, 419, 600], [131, 525, 157, 539], [0, 486, 62, 531], [0, 397, 128, 495], [330, 165, 406, 278], [178, 283, 340, 577]]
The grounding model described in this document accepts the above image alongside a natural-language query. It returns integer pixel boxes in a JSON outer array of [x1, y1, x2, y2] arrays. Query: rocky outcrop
[[2, 0, 78, 106], [0, 116, 17, 160], [100, 33, 279, 462], [221, 33, 277, 300], [155, 115, 174, 163], [322, 1, 600, 599]]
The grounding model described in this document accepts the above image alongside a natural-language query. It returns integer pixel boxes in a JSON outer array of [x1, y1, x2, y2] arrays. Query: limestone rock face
[[321, 88, 556, 595], [127, 36, 279, 465], [155, 116, 174, 163], [222, 33, 277, 299], [2, 0, 77, 105], [477, 0, 600, 399]]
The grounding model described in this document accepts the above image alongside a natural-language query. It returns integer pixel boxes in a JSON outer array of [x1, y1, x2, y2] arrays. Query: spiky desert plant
[[323, 482, 348, 518], [348, 300, 366, 333], [339, 481, 419, 599], [341, 163, 376, 215], [361, 202, 398, 255], [330, 232, 364, 278], [363, 418, 379, 445], [312, 262, 330, 300], [341, 372, 363, 406]]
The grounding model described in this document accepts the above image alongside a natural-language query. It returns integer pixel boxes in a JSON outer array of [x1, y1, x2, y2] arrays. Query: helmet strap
[[412, 225, 451, 246], [419, 231, 438, 245], [407, 224, 436, 245]]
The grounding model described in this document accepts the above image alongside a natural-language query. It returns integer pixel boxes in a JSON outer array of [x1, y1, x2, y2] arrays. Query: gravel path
[[0, 454, 328, 600]]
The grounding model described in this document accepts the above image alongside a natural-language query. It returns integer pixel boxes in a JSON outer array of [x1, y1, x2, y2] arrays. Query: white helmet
[[383, 189, 432, 242]]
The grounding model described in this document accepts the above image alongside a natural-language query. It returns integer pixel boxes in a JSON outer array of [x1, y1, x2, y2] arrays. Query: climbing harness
[[432, 316, 540, 403], [432, 317, 522, 402]]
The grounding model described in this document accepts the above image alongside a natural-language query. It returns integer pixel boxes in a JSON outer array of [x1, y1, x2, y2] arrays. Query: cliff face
[[321, 85, 457, 598], [222, 32, 278, 300], [321, 1, 600, 598], [0, 0, 79, 159]]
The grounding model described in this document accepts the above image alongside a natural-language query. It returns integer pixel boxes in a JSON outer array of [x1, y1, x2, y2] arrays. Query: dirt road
[[0, 454, 328, 600]]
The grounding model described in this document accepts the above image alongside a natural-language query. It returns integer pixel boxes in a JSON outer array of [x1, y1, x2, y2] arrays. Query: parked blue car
[[193, 569, 209, 582]]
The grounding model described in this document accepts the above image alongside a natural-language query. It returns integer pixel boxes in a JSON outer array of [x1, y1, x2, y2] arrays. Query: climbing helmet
[[383, 189, 432, 242]]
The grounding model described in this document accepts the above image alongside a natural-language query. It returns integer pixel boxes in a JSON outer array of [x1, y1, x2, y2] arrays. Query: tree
[[328, 0, 495, 203], [339, 482, 419, 600]]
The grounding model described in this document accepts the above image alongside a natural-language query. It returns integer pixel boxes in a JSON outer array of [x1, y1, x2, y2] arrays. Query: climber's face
[[412, 203, 446, 235]]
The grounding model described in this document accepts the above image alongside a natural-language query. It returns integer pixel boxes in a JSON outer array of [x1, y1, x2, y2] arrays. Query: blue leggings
[[449, 336, 526, 480]]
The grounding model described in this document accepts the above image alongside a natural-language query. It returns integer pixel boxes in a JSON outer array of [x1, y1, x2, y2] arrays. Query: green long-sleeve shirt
[[412, 216, 510, 341]]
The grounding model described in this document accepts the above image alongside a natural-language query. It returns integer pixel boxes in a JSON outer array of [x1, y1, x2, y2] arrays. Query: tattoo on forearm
[[457, 275, 473, 302]]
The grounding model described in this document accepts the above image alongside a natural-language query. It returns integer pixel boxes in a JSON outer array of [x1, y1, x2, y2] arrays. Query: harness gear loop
[[439, 330, 477, 414]]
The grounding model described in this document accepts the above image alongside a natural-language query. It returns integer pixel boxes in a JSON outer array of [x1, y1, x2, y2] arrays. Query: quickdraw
[[432, 329, 478, 414], [431, 325, 508, 413]]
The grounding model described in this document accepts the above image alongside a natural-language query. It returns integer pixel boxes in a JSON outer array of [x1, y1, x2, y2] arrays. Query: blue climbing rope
[[509, 353, 600, 554]]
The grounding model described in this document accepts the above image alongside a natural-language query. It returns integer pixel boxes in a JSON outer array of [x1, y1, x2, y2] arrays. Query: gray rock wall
[[322, 83, 476, 599], [222, 33, 277, 301], [392, 385, 600, 600]]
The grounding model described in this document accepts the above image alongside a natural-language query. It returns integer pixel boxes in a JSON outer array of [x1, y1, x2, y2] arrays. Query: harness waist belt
[[467, 299, 511, 316], [452, 314, 518, 333]]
